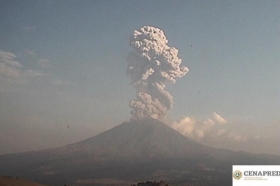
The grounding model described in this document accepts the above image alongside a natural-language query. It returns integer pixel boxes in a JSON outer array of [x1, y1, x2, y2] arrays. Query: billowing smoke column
[[126, 26, 189, 120]]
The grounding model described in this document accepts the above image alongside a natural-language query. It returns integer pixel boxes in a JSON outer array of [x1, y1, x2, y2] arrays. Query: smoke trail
[[126, 26, 189, 120]]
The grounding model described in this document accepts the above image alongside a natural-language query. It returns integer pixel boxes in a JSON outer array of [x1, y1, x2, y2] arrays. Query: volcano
[[0, 118, 279, 186], [61, 118, 214, 159]]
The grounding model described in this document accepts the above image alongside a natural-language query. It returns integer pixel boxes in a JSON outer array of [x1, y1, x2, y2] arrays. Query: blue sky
[[0, 0, 279, 155]]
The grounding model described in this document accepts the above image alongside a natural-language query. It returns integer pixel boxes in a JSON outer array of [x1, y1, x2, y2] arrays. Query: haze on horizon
[[0, 0, 279, 156]]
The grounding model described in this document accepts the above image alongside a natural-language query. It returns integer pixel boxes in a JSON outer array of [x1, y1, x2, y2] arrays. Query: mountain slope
[[58, 118, 214, 159], [0, 118, 279, 186]]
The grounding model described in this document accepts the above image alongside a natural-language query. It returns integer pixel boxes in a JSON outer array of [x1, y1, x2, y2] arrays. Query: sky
[[0, 0, 279, 155]]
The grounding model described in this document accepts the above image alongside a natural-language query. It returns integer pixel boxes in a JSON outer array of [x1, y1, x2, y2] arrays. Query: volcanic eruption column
[[126, 26, 189, 120]]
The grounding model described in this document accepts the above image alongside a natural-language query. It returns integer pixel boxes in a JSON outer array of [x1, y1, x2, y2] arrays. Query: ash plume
[[126, 26, 189, 120]]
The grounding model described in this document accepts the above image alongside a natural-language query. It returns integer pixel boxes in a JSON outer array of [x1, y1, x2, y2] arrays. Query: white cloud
[[172, 117, 195, 136], [0, 63, 20, 78], [38, 58, 50, 68], [216, 129, 225, 136], [25, 49, 37, 56], [171, 112, 248, 143], [0, 49, 50, 84], [24, 69, 46, 77], [228, 133, 247, 142], [213, 112, 227, 124], [1, 49, 71, 90], [0, 50, 21, 78], [0, 50, 22, 68], [171, 116, 217, 140], [25, 50, 52, 69]]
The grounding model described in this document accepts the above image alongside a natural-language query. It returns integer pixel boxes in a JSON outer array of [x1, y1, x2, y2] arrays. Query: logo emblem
[[233, 170, 242, 180]]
